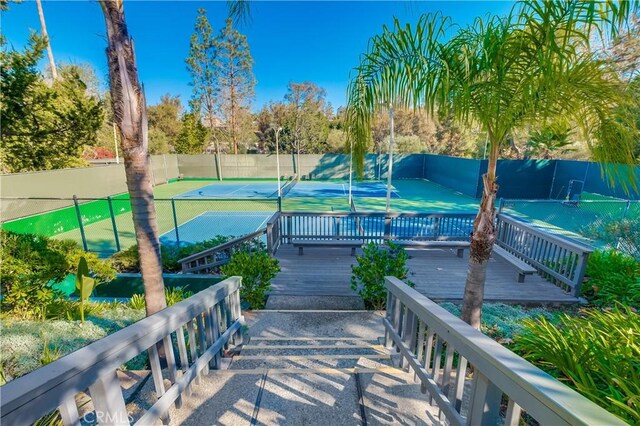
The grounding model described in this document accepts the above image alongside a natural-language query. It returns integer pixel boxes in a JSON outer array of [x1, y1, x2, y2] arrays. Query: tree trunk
[[461, 145, 499, 329], [99, 0, 166, 316], [36, 0, 57, 81]]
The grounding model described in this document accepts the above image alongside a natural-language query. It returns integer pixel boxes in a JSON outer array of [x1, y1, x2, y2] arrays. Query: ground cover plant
[[351, 241, 413, 310], [513, 305, 640, 424], [1, 302, 145, 384]]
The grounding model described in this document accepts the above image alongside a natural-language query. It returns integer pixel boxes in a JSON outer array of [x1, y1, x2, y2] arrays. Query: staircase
[[161, 311, 441, 425]]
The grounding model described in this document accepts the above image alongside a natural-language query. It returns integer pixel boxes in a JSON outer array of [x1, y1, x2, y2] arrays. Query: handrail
[[279, 211, 476, 244], [180, 228, 266, 273], [495, 213, 593, 294], [383, 276, 625, 426], [1, 276, 244, 426], [497, 213, 593, 253], [179, 228, 266, 265]]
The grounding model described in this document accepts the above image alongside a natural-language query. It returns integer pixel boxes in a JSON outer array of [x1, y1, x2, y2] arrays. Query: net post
[[498, 198, 505, 214], [277, 195, 282, 212], [171, 198, 181, 247], [73, 195, 88, 252], [107, 196, 121, 252]]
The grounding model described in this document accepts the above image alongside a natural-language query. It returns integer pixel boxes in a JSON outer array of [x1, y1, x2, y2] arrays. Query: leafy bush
[[111, 236, 266, 273], [221, 250, 280, 309], [0, 231, 115, 319], [513, 305, 640, 424], [580, 216, 640, 259], [351, 241, 413, 310], [583, 249, 640, 307]]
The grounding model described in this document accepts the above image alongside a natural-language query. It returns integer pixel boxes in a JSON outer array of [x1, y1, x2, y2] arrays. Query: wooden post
[[467, 371, 502, 426], [88, 371, 129, 426]]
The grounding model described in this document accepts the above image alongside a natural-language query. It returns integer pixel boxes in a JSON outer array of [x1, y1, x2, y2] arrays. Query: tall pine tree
[[215, 18, 255, 154], [186, 9, 222, 175]]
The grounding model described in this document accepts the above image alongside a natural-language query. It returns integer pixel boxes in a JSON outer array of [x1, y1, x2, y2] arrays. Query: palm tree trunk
[[99, 0, 166, 316], [461, 145, 499, 329], [36, 0, 57, 81]]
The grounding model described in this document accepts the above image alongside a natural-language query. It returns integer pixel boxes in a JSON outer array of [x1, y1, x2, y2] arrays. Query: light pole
[[348, 127, 353, 206], [273, 126, 283, 197], [385, 103, 395, 212]]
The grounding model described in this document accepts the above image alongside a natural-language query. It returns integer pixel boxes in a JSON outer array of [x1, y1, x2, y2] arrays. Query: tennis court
[[160, 211, 273, 245], [4, 178, 480, 254], [177, 181, 279, 199]]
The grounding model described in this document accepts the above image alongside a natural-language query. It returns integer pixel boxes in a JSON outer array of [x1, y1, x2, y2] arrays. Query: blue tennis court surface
[[177, 182, 279, 199], [160, 211, 272, 245], [285, 181, 399, 198]]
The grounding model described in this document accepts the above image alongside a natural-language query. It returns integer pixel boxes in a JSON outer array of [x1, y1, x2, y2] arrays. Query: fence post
[[107, 196, 121, 252], [622, 200, 631, 219], [384, 215, 392, 241], [163, 154, 169, 183], [73, 195, 88, 252], [171, 198, 181, 247]]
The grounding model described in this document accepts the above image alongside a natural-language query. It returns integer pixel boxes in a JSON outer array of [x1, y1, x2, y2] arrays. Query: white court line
[[158, 211, 207, 239], [224, 183, 252, 197]]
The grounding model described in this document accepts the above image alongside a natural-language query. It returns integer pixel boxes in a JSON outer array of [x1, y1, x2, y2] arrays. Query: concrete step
[[155, 358, 442, 425], [231, 354, 392, 370]]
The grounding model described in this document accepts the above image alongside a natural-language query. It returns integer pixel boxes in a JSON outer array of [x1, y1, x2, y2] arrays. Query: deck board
[[271, 244, 580, 304]]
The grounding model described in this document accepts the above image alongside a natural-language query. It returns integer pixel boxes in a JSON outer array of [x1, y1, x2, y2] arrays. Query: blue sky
[[3, 1, 514, 111]]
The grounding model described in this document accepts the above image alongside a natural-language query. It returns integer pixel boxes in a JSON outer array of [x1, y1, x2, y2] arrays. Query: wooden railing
[[1, 277, 244, 426], [383, 277, 625, 426], [279, 211, 476, 243], [495, 213, 593, 295], [180, 212, 280, 274]]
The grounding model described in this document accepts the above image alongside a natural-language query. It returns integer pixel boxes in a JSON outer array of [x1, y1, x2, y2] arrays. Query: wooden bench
[[292, 239, 363, 256], [492, 245, 537, 282], [393, 240, 470, 258]]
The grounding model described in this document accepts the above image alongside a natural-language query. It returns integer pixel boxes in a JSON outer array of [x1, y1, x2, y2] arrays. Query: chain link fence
[[1, 196, 279, 256], [500, 199, 640, 259]]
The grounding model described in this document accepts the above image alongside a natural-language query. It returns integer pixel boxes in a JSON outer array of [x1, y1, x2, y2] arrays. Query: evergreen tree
[[186, 9, 221, 167], [215, 18, 255, 154], [0, 34, 103, 172], [148, 94, 183, 153], [175, 113, 207, 154]]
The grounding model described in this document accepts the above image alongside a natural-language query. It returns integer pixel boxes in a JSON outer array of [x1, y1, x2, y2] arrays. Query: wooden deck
[[270, 244, 580, 304]]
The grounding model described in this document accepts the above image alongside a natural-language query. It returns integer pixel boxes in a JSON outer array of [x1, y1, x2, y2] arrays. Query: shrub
[[351, 241, 413, 310], [583, 249, 640, 308], [0, 231, 115, 319], [513, 305, 640, 423], [221, 250, 280, 309], [111, 236, 266, 273], [580, 216, 640, 259]]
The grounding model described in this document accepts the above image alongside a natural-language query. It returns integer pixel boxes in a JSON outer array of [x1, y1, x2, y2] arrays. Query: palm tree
[[347, 0, 638, 328], [99, 0, 166, 315]]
